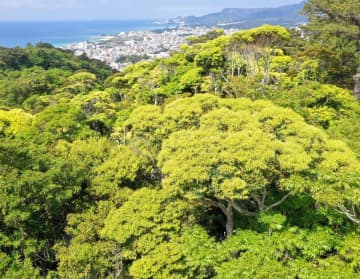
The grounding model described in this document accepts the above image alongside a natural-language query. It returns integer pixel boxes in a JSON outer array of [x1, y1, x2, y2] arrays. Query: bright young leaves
[[125, 94, 360, 235]]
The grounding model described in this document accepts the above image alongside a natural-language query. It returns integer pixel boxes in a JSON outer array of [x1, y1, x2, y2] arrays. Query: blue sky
[[0, 0, 303, 21]]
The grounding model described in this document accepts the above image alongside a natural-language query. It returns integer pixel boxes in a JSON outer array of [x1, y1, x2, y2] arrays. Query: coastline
[[62, 26, 236, 71], [0, 20, 170, 48]]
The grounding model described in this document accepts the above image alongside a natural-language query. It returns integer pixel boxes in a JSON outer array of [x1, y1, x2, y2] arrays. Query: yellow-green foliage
[[2, 20, 360, 279], [124, 95, 360, 214], [0, 109, 33, 136], [232, 25, 290, 43], [102, 187, 196, 261]]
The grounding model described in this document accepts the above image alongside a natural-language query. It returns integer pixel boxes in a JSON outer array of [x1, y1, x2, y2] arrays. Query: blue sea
[[0, 20, 171, 48]]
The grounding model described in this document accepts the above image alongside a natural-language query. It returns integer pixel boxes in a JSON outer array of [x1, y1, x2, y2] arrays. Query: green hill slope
[[0, 8, 360, 278]]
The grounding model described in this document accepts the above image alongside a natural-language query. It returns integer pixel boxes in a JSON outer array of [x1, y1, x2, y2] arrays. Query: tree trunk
[[154, 92, 158, 106], [354, 65, 360, 100], [224, 205, 234, 236]]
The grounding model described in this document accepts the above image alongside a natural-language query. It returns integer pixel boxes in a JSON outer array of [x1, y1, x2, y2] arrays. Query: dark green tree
[[302, 0, 360, 96]]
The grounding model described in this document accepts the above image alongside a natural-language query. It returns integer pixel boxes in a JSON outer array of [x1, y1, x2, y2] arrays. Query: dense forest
[[1, 0, 360, 278]]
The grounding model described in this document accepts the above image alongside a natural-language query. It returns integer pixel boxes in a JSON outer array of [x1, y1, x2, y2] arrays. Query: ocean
[[0, 20, 171, 48]]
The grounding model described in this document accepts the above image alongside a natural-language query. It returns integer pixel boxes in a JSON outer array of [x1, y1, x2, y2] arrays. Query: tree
[[101, 187, 198, 277], [187, 29, 225, 45], [0, 47, 30, 70], [0, 109, 33, 137], [229, 25, 290, 85], [28, 103, 95, 143], [180, 67, 203, 94], [354, 65, 360, 100], [72, 90, 117, 135], [155, 95, 360, 236], [64, 72, 98, 94], [56, 200, 124, 279], [128, 226, 217, 279], [195, 42, 225, 74], [302, 0, 360, 96], [213, 227, 358, 278]]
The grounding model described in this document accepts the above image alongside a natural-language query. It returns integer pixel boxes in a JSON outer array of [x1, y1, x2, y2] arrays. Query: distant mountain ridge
[[170, 1, 307, 28]]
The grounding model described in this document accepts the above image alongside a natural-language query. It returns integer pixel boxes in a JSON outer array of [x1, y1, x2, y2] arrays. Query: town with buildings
[[64, 26, 238, 70]]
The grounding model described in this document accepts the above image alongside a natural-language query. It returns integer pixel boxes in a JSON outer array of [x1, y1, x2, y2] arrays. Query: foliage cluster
[[1, 2, 360, 278]]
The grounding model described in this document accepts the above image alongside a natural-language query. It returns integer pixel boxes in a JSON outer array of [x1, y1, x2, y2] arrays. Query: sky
[[0, 0, 303, 21]]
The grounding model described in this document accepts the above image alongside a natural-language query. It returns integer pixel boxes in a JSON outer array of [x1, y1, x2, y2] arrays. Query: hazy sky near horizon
[[0, 0, 303, 21]]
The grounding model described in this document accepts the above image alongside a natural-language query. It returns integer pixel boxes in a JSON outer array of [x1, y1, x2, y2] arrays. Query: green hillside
[[0, 1, 360, 278]]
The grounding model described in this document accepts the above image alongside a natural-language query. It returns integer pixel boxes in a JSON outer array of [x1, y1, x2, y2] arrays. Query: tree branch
[[336, 203, 360, 225], [202, 198, 227, 215], [250, 193, 262, 207], [261, 188, 267, 208], [264, 192, 292, 212], [228, 199, 257, 217], [199, 190, 292, 218]]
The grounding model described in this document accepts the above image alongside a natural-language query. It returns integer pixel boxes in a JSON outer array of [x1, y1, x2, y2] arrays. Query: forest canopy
[[1, 1, 360, 278]]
